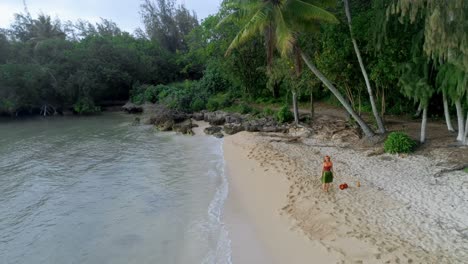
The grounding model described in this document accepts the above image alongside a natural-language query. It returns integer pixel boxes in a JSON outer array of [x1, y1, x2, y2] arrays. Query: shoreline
[[223, 133, 341, 264], [222, 131, 468, 263]]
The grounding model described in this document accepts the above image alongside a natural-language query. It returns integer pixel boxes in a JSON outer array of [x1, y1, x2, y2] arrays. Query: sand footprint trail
[[236, 132, 467, 263]]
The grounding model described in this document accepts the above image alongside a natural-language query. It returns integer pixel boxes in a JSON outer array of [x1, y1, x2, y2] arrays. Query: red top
[[323, 162, 332, 171]]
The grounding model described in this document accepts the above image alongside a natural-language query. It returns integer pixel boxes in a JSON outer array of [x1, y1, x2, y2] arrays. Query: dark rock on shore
[[122, 102, 143, 113], [213, 132, 224, 138], [204, 126, 222, 135], [204, 111, 227, 125], [223, 123, 245, 135], [126, 103, 291, 137], [192, 112, 205, 121], [147, 105, 188, 126], [157, 120, 174, 131], [225, 113, 244, 124], [173, 119, 194, 135]]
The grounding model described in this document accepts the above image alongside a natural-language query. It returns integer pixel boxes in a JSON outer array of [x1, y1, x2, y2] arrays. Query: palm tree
[[29, 14, 65, 48], [343, 0, 385, 133], [222, 0, 376, 137]]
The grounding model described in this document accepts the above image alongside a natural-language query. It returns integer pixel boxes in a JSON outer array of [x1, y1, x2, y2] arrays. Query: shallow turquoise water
[[0, 113, 230, 264]]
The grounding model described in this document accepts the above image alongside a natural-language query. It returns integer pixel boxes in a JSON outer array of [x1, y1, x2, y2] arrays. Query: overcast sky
[[0, 0, 222, 33]]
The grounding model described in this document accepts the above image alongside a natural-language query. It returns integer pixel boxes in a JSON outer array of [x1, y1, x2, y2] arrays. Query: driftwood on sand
[[434, 164, 468, 177]]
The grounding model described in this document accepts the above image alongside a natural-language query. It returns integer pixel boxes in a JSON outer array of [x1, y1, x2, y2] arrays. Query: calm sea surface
[[0, 113, 231, 264]]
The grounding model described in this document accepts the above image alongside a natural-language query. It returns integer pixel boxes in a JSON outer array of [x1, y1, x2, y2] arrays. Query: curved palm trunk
[[420, 105, 428, 143], [414, 102, 423, 117], [344, 0, 385, 134], [292, 90, 299, 125], [455, 99, 465, 141], [310, 87, 314, 122], [301, 52, 375, 138], [463, 112, 468, 145], [442, 91, 455, 132]]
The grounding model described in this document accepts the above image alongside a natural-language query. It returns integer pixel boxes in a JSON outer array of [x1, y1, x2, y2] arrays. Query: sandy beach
[[223, 128, 468, 263]]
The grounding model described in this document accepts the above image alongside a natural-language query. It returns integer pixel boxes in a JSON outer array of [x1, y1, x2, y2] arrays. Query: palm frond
[[274, 7, 295, 57], [217, 0, 261, 28], [300, 0, 337, 9], [286, 16, 322, 34], [225, 6, 270, 56], [284, 0, 339, 24]]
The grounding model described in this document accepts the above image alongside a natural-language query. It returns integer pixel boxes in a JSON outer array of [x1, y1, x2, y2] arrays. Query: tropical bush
[[144, 85, 159, 103], [190, 97, 206, 112], [276, 105, 294, 123], [261, 107, 275, 117], [73, 98, 100, 115], [238, 103, 254, 114], [384, 132, 417, 154]]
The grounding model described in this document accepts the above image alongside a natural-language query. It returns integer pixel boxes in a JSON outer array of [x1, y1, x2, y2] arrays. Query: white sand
[[224, 134, 341, 264], [223, 131, 468, 263]]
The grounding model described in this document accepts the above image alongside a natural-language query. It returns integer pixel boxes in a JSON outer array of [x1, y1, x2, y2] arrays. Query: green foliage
[[190, 97, 206, 112], [276, 105, 294, 123], [262, 107, 275, 117], [436, 63, 467, 102], [238, 103, 253, 114], [144, 85, 160, 103], [140, 0, 198, 53], [73, 98, 101, 115], [1, 0, 465, 124], [206, 93, 234, 111], [206, 98, 220, 111], [199, 63, 231, 94], [384, 132, 417, 154]]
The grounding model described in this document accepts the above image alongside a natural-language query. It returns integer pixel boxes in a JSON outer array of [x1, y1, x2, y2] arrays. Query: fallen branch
[[269, 136, 301, 143], [434, 164, 468, 177]]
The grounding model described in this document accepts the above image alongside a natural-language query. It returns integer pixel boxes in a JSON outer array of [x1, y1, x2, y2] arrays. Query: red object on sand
[[339, 183, 348, 190]]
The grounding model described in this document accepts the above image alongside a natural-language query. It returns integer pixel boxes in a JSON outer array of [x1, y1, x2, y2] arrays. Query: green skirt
[[321, 171, 333, 183]]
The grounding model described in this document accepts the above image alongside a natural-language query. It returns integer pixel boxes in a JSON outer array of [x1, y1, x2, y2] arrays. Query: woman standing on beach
[[321, 156, 334, 192]]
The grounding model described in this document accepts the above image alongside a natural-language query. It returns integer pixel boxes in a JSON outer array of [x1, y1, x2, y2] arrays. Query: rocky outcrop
[[213, 132, 224, 138], [122, 102, 143, 113], [204, 126, 223, 135], [146, 105, 187, 126], [203, 115, 289, 137], [173, 119, 194, 135], [192, 111, 205, 121], [126, 103, 292, 138], [223, 123, 245, 135], [157, 120, 174, 131], [204, 111, 227, 125], [225, 113, 244, 124]]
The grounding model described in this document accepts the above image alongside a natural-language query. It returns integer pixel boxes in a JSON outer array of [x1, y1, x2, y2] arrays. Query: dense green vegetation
[[384, 132, 417, 154], [0, 0, 466, 144]]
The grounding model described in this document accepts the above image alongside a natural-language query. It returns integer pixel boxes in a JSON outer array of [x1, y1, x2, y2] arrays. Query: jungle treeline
[[0, 0, 466, 143]]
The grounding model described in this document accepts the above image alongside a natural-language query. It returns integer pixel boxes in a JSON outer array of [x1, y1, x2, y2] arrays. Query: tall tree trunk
[[272, 81, 280, 98], [381, 87, 386, 116], [442, 91, 455, 132], [414, 102, 423, 117], [455, 99, 465, 141], [463, 112, 468, 145], [343, 0, 385, 134], [292, 91, 299, 125], [301, 52, 375, 138], [310, 87, 314, 122], [420, 105, 428, 143]]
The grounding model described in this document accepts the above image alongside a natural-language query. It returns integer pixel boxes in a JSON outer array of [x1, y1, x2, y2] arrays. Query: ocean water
[[0, 113, 231, 264]]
